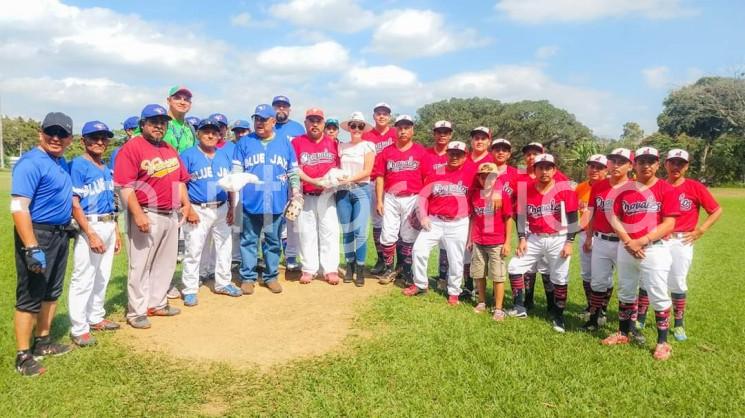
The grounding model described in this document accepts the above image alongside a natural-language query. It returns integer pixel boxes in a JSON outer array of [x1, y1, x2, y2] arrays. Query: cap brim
[[170, 88, 192, 97], [84, 130, 114, 138], [340, 120, 373, 132]]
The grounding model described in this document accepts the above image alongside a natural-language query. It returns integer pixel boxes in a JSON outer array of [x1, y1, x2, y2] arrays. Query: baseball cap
[[393, 114, 414, 127], [373, 102, 392, 113], [231, 119, 251, 131], [81, 120, 114, 138], [272, 95, 291, 106], [305, 107, 325, 119], [122, 116, 140, 130], [521, 142, 544, 153], [666, 148, 689, 162], [635, 146, 660, 160], [42, 112, 73, 136], [252, 104, 275, 120], [470, 126, 490, 137], [208, 113, 228, 127], [478, 162, 498, 174], [534, 153, 556, 166], [197, 118, 220, 131], [325, 118, 339, 127], [447, 141, 467, 152], [185, 116, 201, 128], [490, 138, 512, 149], [168, 85, 192, 98], [586, 154, 608, 167], [140, 104, 171, 120], [607, 148, 634, 163], [433, 120, 452, 130]]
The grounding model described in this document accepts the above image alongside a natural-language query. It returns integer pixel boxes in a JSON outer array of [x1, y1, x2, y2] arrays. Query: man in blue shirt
[[108, 115, 139, 173], [69, 121, 122, 348], [11, 112, 75, 376], [179, 118, 241, 305], [232, 104, 301, 295]]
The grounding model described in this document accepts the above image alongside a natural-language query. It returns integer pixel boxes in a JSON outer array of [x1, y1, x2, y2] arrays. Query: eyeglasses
[[170, 94, 192, 103], [349, 123, 365, 131], [43, 126, 71, 139]]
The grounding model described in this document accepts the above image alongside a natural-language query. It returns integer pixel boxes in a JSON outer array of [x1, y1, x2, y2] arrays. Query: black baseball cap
[[42, 112, 73, 136]]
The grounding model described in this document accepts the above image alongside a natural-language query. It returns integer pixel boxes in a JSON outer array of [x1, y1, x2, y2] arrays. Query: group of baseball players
[[11, 88, 722, 376]]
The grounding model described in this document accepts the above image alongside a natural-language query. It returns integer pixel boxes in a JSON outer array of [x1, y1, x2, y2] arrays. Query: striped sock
[[672, 293, 686, 328], [655, 308, 671, 344], [603, 287, 614, 312], [618, 302, 637, 334], [589, 290, 606, 315], [637, 289, 650, 325], [382, 244, 396, 266], [553, 284, 568, 316], [400, 242, 413, 276], [583, 280, 592, 310], [509, 274, 525, 308]]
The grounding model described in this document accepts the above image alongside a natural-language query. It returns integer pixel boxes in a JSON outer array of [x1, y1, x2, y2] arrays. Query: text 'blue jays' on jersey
[[181, 145, 233, 204], [232, 133, 298, 215], [11, 147, 73, 225], [274, 119, 305, 143], [70, 156, 116, 215]]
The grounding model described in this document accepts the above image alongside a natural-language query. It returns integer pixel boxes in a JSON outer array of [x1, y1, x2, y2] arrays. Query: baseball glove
[[284, 195, 303, 222]]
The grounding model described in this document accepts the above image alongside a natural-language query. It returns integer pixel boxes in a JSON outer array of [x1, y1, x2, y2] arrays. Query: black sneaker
[[631, 327, 647, 346], [551, 316, 566, 333], [16, 351, 45, 377], [370, 258, 386, 275], [580, 319, 598, 332], [32, 338, 72, 359], [343, 263, 355, 283], [377, 266, 396, 285]]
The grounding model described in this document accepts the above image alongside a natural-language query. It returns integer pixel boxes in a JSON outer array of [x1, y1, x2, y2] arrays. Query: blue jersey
[[11, 147, 73, 225], [219, 140, 236, 162], [70, 156, 116, 215], [107, 146, 122, 173], [181, 145, 232, 204], [232, 133, 298, 215], [274, 119, 305, 143]]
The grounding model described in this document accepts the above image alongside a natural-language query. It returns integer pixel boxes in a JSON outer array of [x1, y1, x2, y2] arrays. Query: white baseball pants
[[68, 220, 117, 337], [579, 233, 592, 282], [667, 237, 693, 293], [412, 217, 469, 296], [181, 204, 232, 295], [508, 234, 571, 285], [298, 192, 340, 275], [590, 235, 619, 292], [617, 241, 672, 311], [380, 193, 419, 245]]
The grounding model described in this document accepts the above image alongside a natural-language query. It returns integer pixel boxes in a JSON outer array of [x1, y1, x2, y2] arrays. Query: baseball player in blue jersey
[[179, 118, 240, 305], [233, 104, 301, 295], [108, 116, 139, 173], [11, 112, 75, 376], [69, 121, 122, 347]]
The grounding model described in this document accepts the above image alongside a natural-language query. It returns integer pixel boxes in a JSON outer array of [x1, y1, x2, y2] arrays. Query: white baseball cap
[[666, 148, 689, 162], [607, 148, 634, 163], [635, 146, 660, 160], [534, 153, 556, 166], [394, 114, 414, 126], [447, 141, 467, 152], [470, 126, 490, 137], [433, 120, 452, 130], [373, 102, 392, 113], [586, 154, 608, 167], [490, 138, 511, 148], [522, 142, 544, 153], [340, 111, 373, 133]]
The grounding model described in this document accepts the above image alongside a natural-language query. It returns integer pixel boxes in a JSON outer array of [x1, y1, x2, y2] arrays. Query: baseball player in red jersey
[[490, 137, 519, 187], [602, 146, 679, 361], [292, 108, 342, 285], [662, 149, 722, 341], [427, 120, 453, 289], [364, 103, 398, 275], [406, 141, 475, 304], [581, 148, 634, 331], [373, 114, 430, 285], [508, 154, 579, 332]]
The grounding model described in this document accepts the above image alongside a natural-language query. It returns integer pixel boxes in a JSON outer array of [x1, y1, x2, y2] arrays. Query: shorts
[[471, 243, 506, 282], [15, 225, 71, 313]]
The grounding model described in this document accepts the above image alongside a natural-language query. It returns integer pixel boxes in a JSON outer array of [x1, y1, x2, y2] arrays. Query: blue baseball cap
[[140, 104, 171, 120], [82, 120, 114, 138], [185, 116, 200, 128], [197, 117, 221, 131], [208, 113, 229, 127], [231, 119, 251, 131], [272, 95, 291, 106], [252, 104, 275, 120], [122, 116, 139, 130]]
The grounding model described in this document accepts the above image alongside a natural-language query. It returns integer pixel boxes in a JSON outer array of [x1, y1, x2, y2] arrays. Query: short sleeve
[[177, 155, 190, 183], [113, 144, 137, 187], [696, 182, 720, 214], [70, 160, 88, 198], [372, 151, 385, 179], [11, 157, 41, 198], [563, 188, 579, 212]]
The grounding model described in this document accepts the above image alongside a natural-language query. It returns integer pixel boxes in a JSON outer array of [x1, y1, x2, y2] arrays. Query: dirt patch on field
[[116, 268, 391, 371], [712, 188, 745, 198]]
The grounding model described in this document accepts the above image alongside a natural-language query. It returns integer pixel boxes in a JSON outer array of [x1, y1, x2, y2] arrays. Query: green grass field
[[1, 170, 744, 417]]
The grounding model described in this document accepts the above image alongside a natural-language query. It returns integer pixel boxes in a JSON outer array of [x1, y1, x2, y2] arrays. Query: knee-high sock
[[671, 292, 686, 328], [618, 302, 638, 335], [395, 238, 405, 270], [655, 308, 671, 344], [509, 274, 525, 309], [464, 263, 473, 291], [382, 243, 396, 266], [542, 274, 554, 312], [373, 227, 383, 259], [553, 284, 568, 316], [583, 280, 592, 309], [438, 248, 448, 280], [400, 241, 413, 276], [524, 273, 537, 308], [637, 289, 650, 325], [602, 287, 614, 312]]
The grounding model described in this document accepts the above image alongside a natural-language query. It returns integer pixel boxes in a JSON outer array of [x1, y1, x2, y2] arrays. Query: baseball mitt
[[284, 195, 303, 222]]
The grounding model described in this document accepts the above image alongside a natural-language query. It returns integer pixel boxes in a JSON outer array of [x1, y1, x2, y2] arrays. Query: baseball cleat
[[369, 258, 386, 275], [70, 332, 97, 347], [32, 339, 72, 359], [506, 308, 528, 319], [673, 326, 688, 342], [16, 352, 45, 377], [299, 272, 313, 284], [630, 328, 647, 346], [128, 316, 151, 329], [601, 332, 630, 346], [551, 316, 566, 333], [325, 272, 340, 285], [447, 295, 460, 305], [377, 267, 397, 285], [402, 284, 427, 296], [90, 319, 120, 331], [183, 294, 198, 307], [653, 342, 672, 361], [147, 305, 181, 317], [214, 284, 242, 297], [580, 320, 598, 332]]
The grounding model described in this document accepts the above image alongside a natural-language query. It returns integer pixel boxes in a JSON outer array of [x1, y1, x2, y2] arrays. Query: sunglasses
[[306, 117, 324, 124], [43, 126, 71, 139], [349, 123, 365, 131], [253, 116, 269, 123]]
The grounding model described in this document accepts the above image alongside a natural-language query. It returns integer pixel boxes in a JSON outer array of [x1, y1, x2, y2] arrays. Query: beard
[[275, 111, 289, 123]]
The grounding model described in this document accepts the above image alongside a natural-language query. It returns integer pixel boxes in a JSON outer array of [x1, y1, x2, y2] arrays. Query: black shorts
[[15, 225, 71, 313]]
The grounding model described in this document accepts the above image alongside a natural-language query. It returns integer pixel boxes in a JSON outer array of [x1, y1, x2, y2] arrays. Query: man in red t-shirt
[[663, 148, 722, 342], [405, 141, 475, 304], [292, 108, 341, 285], [373, 114, 429, 285], [363, 102, 397, 275], [114, 104, 192, 329], [602, 147, 679, 361], [507, 154, 579, 333]]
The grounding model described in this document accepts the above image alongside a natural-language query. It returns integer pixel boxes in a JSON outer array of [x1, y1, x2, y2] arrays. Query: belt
[[86, 213, 117, 223], [531, 232, 566, 238], [344, 182, 369, 189], [646, 239, 663, 247], [594, 232, 620, 242], [669, 232, 687, 239], [304, 191, 322, 196], [143, 207, 176, 215], [389, 192, 416, 197], [191, 201, 226, 209], [32, 223, 72, 232]]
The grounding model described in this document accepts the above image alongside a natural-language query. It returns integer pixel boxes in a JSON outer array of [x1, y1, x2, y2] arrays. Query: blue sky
[[1, 0, 743, 138]]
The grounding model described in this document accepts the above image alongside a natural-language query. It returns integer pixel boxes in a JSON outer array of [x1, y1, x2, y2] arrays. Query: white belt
[[86, 213, 117, 222], [669, 232, 687, 239]]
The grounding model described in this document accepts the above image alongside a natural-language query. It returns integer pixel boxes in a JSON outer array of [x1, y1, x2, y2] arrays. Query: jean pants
[[335, 184, 371, 265], [240, 212, 282, 283]]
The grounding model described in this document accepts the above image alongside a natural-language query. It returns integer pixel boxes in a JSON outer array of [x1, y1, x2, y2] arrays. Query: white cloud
[[369, 9, 490, 58], [230, 12, 252, 27], [339, 65, 420, 90], [642, 66, 671, 88], [495, 0, 697, 24], [535, 45, 559, 60], [269, 0, 375, 33], [253, 41, 349, 74]]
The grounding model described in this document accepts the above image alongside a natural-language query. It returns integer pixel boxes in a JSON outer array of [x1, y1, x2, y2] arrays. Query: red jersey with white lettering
[[427, 147, 449, 174], [421, 164, 476, 219], [292, 134, 339, 194], [373, 142, 429, 196], [588, 178, 618, 234], [113, 135, 190, 210], [470, 186, 513, 245], [668, 178, 720, 232], [520, 181, 579, 234], [613, 179, 680, 239], [465, 152, 495, 171], [362, 127, 397, 155], [496, 165, 519, 201]]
